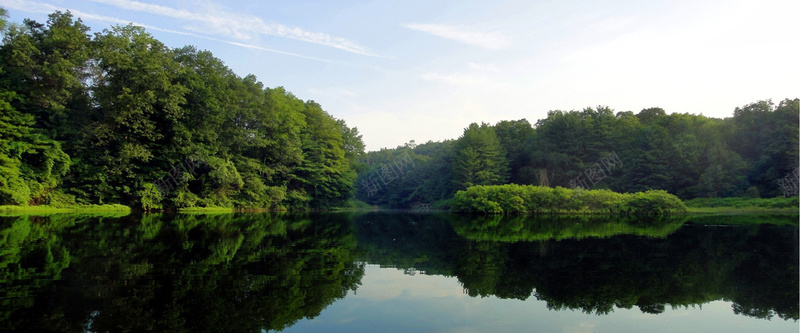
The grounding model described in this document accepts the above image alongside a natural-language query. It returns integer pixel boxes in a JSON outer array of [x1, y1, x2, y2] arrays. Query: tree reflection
[[353, 213, 799, 320], [1, 212, 796, 333], [0, 213, 364, 332]]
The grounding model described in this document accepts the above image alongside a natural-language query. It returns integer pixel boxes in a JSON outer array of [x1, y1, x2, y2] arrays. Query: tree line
[[0, 10, 365, 210], [356, 100, 799, 208]]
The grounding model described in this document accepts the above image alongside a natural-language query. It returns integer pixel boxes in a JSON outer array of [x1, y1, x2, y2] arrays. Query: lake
[[0, 212, 797, 332]]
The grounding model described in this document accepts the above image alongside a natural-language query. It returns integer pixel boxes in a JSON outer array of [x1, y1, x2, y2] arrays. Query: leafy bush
[[44, 190, 77, 207], [451, 185, 687, 215], [138, 183, 163, 211]]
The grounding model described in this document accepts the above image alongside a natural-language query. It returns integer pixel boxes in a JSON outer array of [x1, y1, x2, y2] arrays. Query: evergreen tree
[[453, 123, 509, 189]]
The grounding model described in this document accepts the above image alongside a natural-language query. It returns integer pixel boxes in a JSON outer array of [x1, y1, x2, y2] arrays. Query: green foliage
[[0, 7, 8, 32], [355, 143, 455, 208], [357, 99, 797, 209], [0, 204, 130, 215], [0, 10, 364, 211], [42, 189, 76, 207], [1, 8, 795, 212], [450, 184, 687, 215], [334, 199, 374, 210], [137, 183, 162, 211], [0, 90, 70, 205], [453, 122, 509, 189]]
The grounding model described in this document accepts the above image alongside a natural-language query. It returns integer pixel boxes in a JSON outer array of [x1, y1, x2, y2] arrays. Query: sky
[[4, 0, 799, 151]]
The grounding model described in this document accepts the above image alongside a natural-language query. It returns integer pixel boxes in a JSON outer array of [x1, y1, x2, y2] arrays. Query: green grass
[[0, 204, 131, 216], [684, 196, 798, 214], [177, 206, 235, 214], [684, 196, 798, 208]]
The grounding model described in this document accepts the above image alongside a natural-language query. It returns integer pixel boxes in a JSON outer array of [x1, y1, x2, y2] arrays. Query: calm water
[[0, 212, 797, 332]]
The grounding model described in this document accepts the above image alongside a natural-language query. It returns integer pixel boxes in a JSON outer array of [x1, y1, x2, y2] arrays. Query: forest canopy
[[0, 10, 364, 210], [355, 100, 799, 208]]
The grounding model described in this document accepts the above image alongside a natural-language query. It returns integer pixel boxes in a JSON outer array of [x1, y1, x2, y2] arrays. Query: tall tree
[[494, 119, 534, 184], [70, 25, 188, 203], [0, 11, 92, 139], [453, 123, 508, 189]]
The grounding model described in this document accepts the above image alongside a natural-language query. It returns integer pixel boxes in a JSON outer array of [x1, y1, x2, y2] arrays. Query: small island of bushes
[[450, 184, 687, 215]]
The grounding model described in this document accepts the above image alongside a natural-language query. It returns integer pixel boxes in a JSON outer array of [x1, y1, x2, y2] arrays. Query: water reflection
[[0, 212, 797, 332], [0, 213, 363, 332], [352, 213, 799, 320]]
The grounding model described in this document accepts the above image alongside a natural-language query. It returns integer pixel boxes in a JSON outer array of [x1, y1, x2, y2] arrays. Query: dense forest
[[357, 101, 798, 208], [1, 9, 797, 211], [0, 10, 365, 210]]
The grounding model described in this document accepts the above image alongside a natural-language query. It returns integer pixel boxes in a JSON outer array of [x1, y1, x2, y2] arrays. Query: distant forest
[[356, 101, 798, 208], [1, 10, 797, 211]]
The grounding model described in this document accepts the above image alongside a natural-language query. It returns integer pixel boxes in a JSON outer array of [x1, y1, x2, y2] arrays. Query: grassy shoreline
[[0, 195, 795, 217], [686, 207, 798, 214], [177, 206, 235, 214], [684, 197, 798, 214], [0, 204, 131, 215]]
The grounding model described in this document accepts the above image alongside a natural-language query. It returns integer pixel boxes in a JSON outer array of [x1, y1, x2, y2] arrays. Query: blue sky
[[4, 0, 799, 151]]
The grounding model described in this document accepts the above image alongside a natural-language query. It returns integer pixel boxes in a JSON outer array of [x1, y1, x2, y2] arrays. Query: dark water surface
[[0, 212, 797, 332]]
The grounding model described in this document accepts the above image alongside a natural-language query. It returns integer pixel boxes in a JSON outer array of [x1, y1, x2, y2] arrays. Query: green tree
[[288, 101, 355, 208], [453, 123, 509, 189], [0, 11, 92, 139], [69, 25, 188, 203], [494, 119, 534, 184], [0, 78, 70, 206]]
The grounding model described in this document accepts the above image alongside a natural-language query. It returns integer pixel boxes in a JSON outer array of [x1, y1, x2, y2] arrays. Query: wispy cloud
[[421, 62, 526, 94], [308, 87, 358, 98], [4, 0, 163, 32], [422, 72, 483, 86], [89, 0, 381, 57], [4, 0, 343, 63], [403, 23, 511, 50], [468, 62, 499, 72]]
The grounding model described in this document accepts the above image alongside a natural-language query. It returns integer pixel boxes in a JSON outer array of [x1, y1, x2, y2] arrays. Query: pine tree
[[452, 123, 509, 189]]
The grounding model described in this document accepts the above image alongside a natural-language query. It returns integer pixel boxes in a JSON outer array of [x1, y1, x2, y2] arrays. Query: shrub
[[138, 183, 163, 211], [451, 185, 686, 215]]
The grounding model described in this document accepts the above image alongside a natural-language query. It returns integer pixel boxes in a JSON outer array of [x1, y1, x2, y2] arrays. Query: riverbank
[[0, 204, 131, 215], [684, 197, 798, 214], [0, 204, 233, 215]]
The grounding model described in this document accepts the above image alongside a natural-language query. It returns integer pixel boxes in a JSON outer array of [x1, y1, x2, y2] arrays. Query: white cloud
[[468, 62, 499, 72], [88, 0, 381, 56], [422, 72, 483, 86], [4, 0, 173, 32], [421, 64, 526, 95], [5, 0, 343, 63], [307, 87, 358, 98], [403, 23, 511, 50]]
